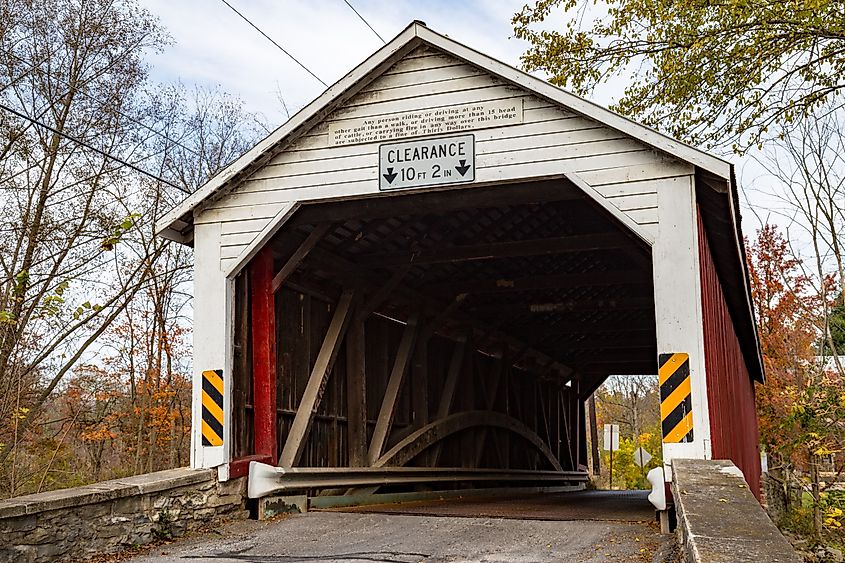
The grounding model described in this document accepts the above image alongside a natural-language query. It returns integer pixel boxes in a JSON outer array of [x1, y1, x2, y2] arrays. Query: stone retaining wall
[[0, 468, 247, 562], [672, 459, 801, 563]]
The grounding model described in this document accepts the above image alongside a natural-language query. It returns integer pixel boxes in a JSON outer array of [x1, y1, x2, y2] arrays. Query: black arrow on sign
[[383, 167, 398, 184], [455, 160, 471, 177]]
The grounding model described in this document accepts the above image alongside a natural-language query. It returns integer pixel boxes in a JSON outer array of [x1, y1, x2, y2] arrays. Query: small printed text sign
[[329, 99, 523, 146]]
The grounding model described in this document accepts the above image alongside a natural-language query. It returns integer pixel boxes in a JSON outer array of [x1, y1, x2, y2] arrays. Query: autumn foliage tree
[[0, 0, 262, 497], [512, 0, 845, 151], [748, 224, 817, 453], [748, 224, 845, 537]]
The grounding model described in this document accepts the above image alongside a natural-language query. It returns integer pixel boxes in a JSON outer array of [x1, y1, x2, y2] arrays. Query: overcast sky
[[137, 0, 789, 241], [138, 0, 546, 125]]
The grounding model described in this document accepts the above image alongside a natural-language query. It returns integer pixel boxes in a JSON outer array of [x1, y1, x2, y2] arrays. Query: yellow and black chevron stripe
[[201, 369, 224, 447], [659, 353, 693, 443]]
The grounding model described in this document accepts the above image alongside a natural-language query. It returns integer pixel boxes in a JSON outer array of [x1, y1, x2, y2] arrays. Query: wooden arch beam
[[374, 410, 564, 471]]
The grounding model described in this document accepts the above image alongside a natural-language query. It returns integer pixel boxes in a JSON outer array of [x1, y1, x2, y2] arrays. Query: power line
[[0, 102, 191, 194], [341, 0, 385, 44], [217, 0, 328, 87]]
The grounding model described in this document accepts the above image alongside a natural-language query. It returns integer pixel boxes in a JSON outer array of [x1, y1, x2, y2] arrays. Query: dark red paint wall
[[697, 208, 762, 499]]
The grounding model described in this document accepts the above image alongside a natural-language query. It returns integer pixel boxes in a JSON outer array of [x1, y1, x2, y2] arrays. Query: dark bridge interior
[[231, 177, 657, 488]]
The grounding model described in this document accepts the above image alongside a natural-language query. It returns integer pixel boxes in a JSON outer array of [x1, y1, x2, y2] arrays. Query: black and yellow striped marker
[[201, 369, 224, 447], [659, 353, 693, 443]]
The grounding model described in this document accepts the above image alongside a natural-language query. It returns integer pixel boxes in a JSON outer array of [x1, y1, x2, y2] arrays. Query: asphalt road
[[125, 492, 668, 563]]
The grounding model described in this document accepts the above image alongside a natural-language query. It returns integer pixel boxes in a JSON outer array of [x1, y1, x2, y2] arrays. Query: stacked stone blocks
[[0, 468, 247, 562]]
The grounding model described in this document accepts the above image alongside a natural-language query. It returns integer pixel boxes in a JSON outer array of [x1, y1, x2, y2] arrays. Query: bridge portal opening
[[230, 177, 657, 495]]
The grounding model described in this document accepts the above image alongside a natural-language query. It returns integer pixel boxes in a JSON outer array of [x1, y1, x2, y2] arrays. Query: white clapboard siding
[[361, 63, 488, 92], [346, 73, 505, 107], [330, 86, 525, 121], [252, 123, 622, 182], [197, 45, 693, 269], [195, 202, 288, 226]]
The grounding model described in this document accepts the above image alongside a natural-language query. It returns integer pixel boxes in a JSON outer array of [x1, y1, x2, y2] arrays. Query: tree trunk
[[810, 452, 823, 540]]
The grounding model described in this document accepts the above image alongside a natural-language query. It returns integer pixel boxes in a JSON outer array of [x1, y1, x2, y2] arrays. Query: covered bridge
[[156, 22, 764, 499]]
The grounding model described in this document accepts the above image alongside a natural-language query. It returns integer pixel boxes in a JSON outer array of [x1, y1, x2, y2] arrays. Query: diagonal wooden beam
[[429, 335, 469, 465], [436, 336, 469, 421], [419, 294, 466, 341], [279, 290, 355, 467], [272, 223, 333, 292], [367, 313, 421, 465], [304, 247, 574, 380], [357, 232, 630, 267], [355, 265, 410, 323]]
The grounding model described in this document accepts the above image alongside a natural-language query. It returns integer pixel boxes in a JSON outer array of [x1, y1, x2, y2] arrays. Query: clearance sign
[[378, 134, 475, 191]]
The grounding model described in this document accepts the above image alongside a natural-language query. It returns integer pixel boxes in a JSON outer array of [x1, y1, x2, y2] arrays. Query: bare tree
[[0, 0, 266, 495], [596, 375, 659, 440], [751, 108, 845, 538]]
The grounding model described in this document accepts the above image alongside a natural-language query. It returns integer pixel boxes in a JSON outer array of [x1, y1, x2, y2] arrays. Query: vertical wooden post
[[411, 338, 429, 430], [430, 336, 467, 465], [346, 316, 367, 466], [588, 393, 600, 475], [250, 246, 277, 465]]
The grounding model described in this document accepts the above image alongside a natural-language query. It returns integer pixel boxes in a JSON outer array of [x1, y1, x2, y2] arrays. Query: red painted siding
[[698, 208, 762, 499]]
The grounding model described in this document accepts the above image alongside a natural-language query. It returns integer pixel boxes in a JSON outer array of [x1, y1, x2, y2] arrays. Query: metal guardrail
[[247, 462, 588, 498]]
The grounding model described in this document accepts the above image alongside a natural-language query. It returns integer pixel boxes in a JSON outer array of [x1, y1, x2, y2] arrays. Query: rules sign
[[378, 134, 475, 191]]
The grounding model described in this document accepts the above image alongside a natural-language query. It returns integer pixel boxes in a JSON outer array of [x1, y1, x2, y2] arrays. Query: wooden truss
[[233, 178, 657, 485]]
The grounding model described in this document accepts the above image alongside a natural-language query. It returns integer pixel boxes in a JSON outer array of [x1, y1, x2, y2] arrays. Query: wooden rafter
[[471, 298, 653, 316], [289, 179, 585, 227], [426, 270, 650, 296], [279, 290, 355, 467], [536, 332, 655, 350], [357, 232, 631, 267], [536, 319, 655, 334]]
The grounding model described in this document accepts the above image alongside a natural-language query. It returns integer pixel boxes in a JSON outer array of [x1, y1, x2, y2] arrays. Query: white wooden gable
[[157, 22, 730, 276]]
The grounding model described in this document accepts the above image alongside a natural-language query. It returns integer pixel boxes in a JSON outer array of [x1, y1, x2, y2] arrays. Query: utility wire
[[0, 102, 190, 194], [217, 0, 328, 87], [341, 0, 385, 44]]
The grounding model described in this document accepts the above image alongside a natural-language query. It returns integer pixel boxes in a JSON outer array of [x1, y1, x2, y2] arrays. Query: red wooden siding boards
[[697, 207, 762, 499]]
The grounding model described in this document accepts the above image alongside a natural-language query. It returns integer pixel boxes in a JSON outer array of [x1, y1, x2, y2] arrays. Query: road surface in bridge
[[128, 490, 668, 562]]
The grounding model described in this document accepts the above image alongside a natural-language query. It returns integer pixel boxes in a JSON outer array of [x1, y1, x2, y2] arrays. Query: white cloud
[[139, 0, 534, 125]]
